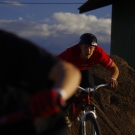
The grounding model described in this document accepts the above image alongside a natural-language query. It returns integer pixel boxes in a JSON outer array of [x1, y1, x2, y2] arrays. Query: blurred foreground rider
[[0, 30, 81, 135]]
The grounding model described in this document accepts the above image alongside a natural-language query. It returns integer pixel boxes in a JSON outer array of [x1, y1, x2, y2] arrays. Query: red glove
[[28, 89, 65, 118]]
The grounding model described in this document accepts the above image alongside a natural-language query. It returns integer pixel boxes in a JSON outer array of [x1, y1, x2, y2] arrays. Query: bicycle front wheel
[[81, 112, 101, 135]]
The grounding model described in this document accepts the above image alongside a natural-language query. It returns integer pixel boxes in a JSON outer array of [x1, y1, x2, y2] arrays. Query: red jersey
[[57, 44, 113, 70]]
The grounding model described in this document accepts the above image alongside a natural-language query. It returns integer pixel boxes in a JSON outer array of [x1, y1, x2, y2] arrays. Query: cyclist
[[57, 33, 119, 126], [57, 33, 119, 88], [0, 30, 81, 135]]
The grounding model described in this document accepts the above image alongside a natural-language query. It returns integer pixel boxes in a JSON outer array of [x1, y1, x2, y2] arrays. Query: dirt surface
[[68, 55, 135, 135]]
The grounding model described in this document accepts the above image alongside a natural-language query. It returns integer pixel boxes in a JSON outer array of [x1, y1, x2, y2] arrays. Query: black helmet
[[78, 33, 97, 46]]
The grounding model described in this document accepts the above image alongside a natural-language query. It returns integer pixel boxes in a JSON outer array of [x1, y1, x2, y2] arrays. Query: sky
[[0, 0, 112, 54]]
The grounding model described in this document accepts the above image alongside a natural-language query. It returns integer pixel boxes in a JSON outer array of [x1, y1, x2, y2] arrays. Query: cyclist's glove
[[28, 89, 66, 118]]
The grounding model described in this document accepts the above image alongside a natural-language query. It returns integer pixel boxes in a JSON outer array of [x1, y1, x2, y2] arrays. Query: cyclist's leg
[[62, 97, 73, 115], [80, 69, 95, 88], [62, 96, 74, 127], [87, 68, 95, 88]]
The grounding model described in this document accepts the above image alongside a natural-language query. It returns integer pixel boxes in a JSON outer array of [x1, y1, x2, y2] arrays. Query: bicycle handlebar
[[77, 83, 108, 93]]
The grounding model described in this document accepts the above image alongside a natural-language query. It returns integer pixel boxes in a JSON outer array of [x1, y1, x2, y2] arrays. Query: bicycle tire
[[81, 113, 101, 135]]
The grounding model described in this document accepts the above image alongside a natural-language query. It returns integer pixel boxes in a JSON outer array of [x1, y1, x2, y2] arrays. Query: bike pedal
[[76, 116, 81, 121], [65, 116, 72, 128], [66, 121, 72, 128]]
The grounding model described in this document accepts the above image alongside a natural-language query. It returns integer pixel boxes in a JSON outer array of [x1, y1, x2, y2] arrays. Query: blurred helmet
[[78, 33, 97, 46]]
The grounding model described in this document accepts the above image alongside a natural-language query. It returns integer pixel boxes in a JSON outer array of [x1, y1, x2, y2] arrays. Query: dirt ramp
[[68, 55, 135, 135]]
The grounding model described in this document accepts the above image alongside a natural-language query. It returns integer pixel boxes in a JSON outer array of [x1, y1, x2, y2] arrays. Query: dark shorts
[[80, 69, 95, 88]]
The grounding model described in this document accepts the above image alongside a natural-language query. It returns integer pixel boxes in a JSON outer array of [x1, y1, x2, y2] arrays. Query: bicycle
[[67, 83, 108, 135]]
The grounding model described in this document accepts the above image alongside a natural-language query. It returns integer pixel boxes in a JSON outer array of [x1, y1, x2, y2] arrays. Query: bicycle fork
[[81, 107, 97, 135]]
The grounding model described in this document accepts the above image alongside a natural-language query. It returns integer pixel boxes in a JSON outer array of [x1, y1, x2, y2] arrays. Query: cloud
[[0, 12, 111, 50], [0, 12, 111, 43], [0, 20, 51, 37], [2, 1, 23, 6], [19, 17, 23, 20], [53, 12, 111, 43]]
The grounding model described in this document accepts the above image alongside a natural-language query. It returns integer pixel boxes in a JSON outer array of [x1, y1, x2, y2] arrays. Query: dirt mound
[[68, 55, 135, 135]]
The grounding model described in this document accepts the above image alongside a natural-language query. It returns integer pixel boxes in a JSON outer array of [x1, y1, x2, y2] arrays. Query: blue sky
[[0, 0, 112, 54]]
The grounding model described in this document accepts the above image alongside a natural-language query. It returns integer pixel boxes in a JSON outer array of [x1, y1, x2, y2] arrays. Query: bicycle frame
[[69, 84, 108, 135], [70, 93, 90, 121]]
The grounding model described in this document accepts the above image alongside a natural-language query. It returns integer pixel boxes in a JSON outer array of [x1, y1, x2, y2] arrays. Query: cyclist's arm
[[107, 62, 119, 88], [108, 62, 119, 80], [29, 54, 81, 118], [96, 48, 119, 87], [49, 60, 81, 100]]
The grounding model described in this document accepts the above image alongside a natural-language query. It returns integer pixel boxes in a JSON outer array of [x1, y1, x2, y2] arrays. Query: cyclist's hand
[[28, 89, 66, 118], [108, 78, 118, 88]]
